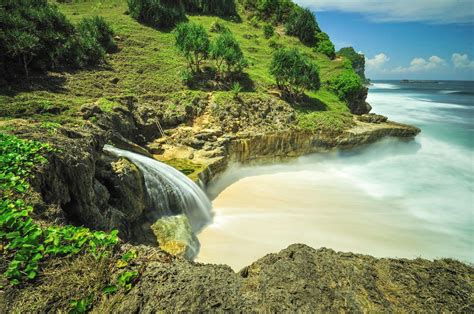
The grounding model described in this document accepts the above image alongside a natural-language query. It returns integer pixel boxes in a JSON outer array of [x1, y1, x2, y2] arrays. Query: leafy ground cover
[[0, 134, 119, 286]]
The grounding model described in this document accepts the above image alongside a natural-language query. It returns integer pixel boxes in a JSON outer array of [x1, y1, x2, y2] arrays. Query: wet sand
[[196, 170, 472, 271]]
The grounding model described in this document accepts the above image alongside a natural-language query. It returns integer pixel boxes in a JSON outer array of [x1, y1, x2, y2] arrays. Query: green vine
[[0, 133, 119, 285]]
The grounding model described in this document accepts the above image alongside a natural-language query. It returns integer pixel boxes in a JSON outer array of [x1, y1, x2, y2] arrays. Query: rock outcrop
[[98, 244, 472, 312], [347, 85, 372, 114], [18, 94, 420, 243]]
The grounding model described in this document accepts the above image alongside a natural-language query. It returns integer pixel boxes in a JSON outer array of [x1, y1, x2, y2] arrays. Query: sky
[[295, 0, 474, 80]]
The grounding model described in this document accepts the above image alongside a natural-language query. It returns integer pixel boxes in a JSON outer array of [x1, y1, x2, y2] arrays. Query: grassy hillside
[[0, 0, 352, 129]]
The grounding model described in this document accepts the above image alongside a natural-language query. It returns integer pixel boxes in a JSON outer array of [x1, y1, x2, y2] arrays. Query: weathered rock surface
[[151, 215, 199, 259], [95, 244, 473, 313]]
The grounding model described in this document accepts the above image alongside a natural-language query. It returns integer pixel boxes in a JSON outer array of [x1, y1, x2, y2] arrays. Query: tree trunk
[[22, 55, 29, 81]]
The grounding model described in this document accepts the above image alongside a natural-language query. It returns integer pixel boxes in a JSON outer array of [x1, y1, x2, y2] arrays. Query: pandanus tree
[[174, 22, 210, 73], [270, 48, 320, 97]]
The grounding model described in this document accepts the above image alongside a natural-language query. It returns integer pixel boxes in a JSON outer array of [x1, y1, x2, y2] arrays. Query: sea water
[[196, 81, 474, 270]]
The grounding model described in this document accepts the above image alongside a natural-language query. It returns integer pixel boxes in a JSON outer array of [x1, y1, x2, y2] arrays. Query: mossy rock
[[151, 215, 199, 259], [162, 158, 207, 182]]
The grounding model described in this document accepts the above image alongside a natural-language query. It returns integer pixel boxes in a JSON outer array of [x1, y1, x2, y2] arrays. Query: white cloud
[[392, 56, 447, 73], [366, 53, 390, 70], [295, 0, 474, 24], [452, 53, 474, 69]]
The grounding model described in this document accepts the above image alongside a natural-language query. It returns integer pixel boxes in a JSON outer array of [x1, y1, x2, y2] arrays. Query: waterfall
[[103, 145, 213, 233]]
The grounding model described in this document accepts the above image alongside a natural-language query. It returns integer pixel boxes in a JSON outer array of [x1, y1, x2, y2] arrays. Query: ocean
[[196, 80, 474, 270]]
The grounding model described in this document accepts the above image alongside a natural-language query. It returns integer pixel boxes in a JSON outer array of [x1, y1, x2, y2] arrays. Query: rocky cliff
[[6, 93, 419, 241]]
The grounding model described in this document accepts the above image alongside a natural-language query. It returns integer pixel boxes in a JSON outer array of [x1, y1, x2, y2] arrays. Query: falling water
[[103, 145, 213, 233]]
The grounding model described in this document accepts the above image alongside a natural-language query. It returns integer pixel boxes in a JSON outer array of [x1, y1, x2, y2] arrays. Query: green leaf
[[102, 285, 118, 295]]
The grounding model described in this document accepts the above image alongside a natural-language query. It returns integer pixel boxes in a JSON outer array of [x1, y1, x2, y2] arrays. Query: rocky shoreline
[[5, 95, 422, 243], [4, 96, 473, 313]]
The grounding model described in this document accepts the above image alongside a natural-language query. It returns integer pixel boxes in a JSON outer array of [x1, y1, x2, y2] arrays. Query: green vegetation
[[0, 0, 358, 131], [184, 0, 237, 17], [315, 32, 335, 60], [211, 30, 247, 78], [337, 47, 367, 81], [159, 158, 207, 182], [231, 82, 242, 99], [210, 20, 230, 33], [242, 0, 295, 24], [0, 0, 115, 80], [0, 134, 119, 285], [174, 22, 210, 73], [285, 7, 319, 45], [270, 48, 320, 97], [69, 16, 117, 67], [127, 0, 186, 28], [297, 111, 355, 133], [263, 23, 275, 39], [326, 70, 365, 102]]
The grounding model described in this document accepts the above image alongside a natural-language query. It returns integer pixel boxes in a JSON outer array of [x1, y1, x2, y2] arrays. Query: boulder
[[151, 215, 200, 260]]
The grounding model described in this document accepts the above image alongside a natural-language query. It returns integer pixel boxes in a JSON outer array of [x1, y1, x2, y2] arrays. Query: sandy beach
[[197, 168, 472, 270]]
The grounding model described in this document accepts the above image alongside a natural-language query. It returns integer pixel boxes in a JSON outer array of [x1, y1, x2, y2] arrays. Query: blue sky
[[295, 0, 474, 80]]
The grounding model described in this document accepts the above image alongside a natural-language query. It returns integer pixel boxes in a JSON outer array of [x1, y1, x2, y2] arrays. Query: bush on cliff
[[337, 47, 367, 81], [0, 1, 115, 80], [174, 22, 210, 73], [0, 0, 74, 79], [127, 0, 186, 28], [65, 16, 117, 67], [263, 23, 275, 39], [270, 48, 320, 97], [326, 70, 364, 101], [242, 0, 295, 24], [285, 7, 320, 45], [314, 32, 335, 59], [183, 0, 237, 17], [210, 31, 247, 78]]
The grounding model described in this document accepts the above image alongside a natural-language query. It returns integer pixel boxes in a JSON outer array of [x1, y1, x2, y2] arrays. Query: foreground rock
[[5, 244, 470, 312], [105, 245, 473, 312]]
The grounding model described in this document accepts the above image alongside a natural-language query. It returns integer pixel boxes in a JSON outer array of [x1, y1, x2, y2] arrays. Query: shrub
[[243, 0, 295, 24], [127, 0, 186, 28], [209, 20, 230, 33], [285, 7, 320, 45], [0, 0, 75, 79], [179, 69, 193, 85], [65, 16, 116, 67], [231, 82, 242, 99], [210, 31, 247, 78], [183, 0, 237, 17], [337, 47, 367, 81], [326, 70, 364, 101], [270, 48, 320, 97], [174, 22, 210, 73], [263, 23, 275, 39], [0, 1, 115, 80], [249, 16, 260, 28], [79, 16, 117, 53], [268, 37, 282, 49], [314, 32, 335, 59]]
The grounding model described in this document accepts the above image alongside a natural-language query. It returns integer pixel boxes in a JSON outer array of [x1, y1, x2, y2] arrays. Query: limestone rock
[[99, 244, 473, 312], [357, 113, 389, 123]]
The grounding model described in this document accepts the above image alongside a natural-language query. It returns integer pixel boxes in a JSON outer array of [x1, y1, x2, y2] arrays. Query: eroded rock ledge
[[4, 244, 471, 312]]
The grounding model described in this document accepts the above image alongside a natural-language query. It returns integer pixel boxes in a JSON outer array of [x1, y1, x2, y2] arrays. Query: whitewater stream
[[197, 81, 474, 270], [104, 145, 213, 233]]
